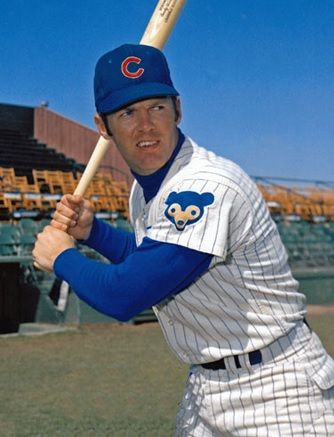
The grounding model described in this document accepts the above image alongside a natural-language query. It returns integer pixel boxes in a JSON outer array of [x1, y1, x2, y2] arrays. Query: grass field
[[0, 312, 333, 437]]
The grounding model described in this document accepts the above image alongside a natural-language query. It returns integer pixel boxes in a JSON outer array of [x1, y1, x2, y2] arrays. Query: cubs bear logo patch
[[164, 191, 214, 231]]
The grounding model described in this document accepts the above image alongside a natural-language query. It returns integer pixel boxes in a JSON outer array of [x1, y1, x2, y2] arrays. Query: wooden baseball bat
[[73, 0, 186, 196], [140, 0, 186, 49]]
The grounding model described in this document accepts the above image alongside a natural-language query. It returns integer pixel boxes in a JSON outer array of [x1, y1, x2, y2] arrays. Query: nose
[[137, 109, 155, 131], [175, 211, 189, 229]]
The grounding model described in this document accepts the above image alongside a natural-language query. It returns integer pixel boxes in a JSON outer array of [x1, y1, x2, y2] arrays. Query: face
[[95, 97, 182, 176]]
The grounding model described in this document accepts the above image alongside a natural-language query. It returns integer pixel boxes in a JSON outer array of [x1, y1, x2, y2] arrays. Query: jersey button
[[168, 319, 174, 326]]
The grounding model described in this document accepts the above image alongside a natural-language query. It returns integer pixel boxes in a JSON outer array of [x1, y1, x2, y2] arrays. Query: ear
[[94, 113, 111, 139], [166, 191, 178, 204], [201, 192, 214, 206], [174, 97, 182, 125]]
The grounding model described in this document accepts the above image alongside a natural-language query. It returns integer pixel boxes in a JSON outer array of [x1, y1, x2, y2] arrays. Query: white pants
[[175, 321, 334, 436]]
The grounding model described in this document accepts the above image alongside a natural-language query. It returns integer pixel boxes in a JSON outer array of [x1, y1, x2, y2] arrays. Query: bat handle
[[73, 136, 112, 196]]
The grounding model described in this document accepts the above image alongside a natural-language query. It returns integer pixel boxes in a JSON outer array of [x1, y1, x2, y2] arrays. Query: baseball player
[[33, 44, 334, 436]]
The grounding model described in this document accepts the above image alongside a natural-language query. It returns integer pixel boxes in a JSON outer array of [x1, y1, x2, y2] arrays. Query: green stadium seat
[[0, 223, 20, 237], [115, 218, 133, 232], [19, 218, 38, 234], [18, 234, 36, 255], [38, 218, 51, 230], [0, 232, 18, 256]]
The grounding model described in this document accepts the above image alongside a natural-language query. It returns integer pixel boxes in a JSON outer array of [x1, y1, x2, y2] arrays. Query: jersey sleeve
[[146, 179, 254, 259]]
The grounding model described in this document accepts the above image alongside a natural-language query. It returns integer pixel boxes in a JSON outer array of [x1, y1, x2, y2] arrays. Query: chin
[[136, 167, 160, 176], [138, 160, 166, 175]]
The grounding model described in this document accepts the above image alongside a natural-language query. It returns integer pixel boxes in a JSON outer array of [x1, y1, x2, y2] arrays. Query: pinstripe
[[248, 368, 260, 437], [130, 136, 334, 435], [176, 293, 220, 355], [205, 269, 253, 347], [242, 227, 295, 327], [195, 274, 245, 352], [210, 187, 236, 252], [281, 362, 297, 436], [222, 259, 276, 335], [207, 375, 219, 433], [170, 300, 203, 358], [250, 228, 287, 319], [212, 268, 264, 351], [179, 280, 237, 357], [226, 198, 248, 248], [269, 366, 283, 437]]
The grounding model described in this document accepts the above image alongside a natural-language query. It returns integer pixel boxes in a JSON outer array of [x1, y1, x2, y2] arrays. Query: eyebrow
[[119, 97, 169, 112]]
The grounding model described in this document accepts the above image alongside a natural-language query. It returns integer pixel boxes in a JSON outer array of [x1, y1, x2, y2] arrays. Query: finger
[[32, 249, 46, 271], [44, 224, 67, 235], [61, 194, 83, 208], [35, 225, 57, 242], [33, 260, 50, 272], [82, 197, 94, 210], [56, 201, 79, 219], [50, 219, 69, 232], [52, 210, 78, 227]]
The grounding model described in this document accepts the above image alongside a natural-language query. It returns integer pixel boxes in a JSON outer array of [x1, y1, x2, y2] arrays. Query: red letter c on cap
[[121, 56, 144, 79]]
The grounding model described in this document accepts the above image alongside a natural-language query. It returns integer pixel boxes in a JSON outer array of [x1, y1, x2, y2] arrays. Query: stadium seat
[[0, 225, 20, 256], [115, 218, 133, 232], [32, 169, 51, 193], [0, 167, 16, 190], [19, 218, 38, 235]]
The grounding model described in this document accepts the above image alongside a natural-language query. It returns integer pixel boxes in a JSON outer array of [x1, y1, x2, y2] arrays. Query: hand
[[51, 194, 94, 241], [32, 225, 75, 272]]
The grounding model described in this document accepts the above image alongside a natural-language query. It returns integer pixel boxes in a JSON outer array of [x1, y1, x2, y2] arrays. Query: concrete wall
[[34, 107, 131, 182]]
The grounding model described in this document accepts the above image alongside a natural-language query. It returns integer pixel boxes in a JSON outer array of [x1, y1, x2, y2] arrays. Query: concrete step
[[18, 323, 77, 336]]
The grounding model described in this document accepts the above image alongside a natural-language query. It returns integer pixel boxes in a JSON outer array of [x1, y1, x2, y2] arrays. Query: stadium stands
[[0, 127, 130, 220], [0, 107, 333, 333], [258, 178, 334, 305], [276, 220, 334, 269], [0, 121, 133, 332], [257, 179, 334, 222], [0, 128, 76, 179]]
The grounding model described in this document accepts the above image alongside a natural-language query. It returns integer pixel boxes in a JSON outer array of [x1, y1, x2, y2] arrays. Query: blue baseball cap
[[94, 44, 179, 114]]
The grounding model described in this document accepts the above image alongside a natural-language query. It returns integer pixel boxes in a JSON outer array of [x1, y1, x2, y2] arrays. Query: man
[[33, 44, 334, 436]]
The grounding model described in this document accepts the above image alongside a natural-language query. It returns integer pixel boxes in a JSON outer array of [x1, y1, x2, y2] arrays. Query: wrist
[[78, 217, 97, 244]]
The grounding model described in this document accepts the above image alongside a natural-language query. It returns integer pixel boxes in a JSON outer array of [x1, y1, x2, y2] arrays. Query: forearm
[[54, 249, 139, 321], [54, 238, 212, 322], [82, 217, 137, 263]]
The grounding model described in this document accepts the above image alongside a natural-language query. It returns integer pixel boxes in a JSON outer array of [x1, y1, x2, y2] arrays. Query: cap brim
[[96, 82, 179, 114]]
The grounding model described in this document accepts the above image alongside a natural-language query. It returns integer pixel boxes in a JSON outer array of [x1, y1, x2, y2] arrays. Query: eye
[[119, 108, 134, 118], [151, 104, 165, 112], [168, 203, 180, 217], [185, 205, 200, 219]]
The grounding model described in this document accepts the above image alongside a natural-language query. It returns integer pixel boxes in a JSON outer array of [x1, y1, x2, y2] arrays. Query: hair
[[100, 113, 113, 137]]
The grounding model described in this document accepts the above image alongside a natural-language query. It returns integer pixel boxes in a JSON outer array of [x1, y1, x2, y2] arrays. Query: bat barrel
[[140, 0, 186, 49]]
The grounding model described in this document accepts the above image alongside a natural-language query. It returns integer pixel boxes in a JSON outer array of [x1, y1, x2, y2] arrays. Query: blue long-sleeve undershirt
[[83, 216, 137, 263], [54, 230, 212, 321]]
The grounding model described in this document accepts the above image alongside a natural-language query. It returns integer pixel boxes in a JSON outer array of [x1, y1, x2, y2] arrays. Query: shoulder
[[167, 137, 259, 204]]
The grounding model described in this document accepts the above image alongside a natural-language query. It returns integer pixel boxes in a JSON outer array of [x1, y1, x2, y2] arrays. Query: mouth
[[136, 140, 159, 149]]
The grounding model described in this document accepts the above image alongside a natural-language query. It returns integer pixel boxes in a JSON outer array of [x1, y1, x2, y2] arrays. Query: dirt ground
[[307, 305, 334, 315]]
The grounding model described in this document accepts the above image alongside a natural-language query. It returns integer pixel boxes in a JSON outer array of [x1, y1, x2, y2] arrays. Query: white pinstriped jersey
[[129, 136, 307, 364]]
